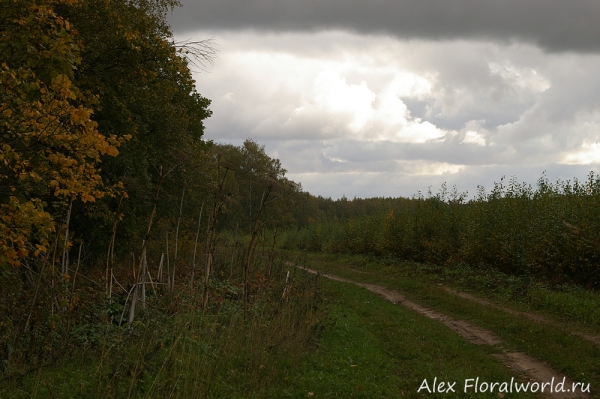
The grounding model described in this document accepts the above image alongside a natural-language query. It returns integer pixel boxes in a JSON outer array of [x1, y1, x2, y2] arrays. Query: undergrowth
[[0, 254, 325, 398]]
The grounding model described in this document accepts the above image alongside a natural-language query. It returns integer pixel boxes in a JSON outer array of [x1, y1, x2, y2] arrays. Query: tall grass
[[0, 237, 324, 398], [286, 172, 600, 288]]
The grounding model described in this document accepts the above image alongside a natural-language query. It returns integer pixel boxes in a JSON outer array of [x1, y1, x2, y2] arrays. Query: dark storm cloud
[[170, 0, 600, 52]]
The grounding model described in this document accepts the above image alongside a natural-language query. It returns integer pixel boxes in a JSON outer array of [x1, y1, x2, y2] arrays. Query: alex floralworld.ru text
[[418, 377, 591, 394]]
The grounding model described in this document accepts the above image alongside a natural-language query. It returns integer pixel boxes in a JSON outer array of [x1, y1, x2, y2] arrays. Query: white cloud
[[396, 160, 465, 175], [564, 141, 600, 165], [462, 131, 486, 146], [312, 72, 375, 132], [182, 30, 600, 198], [488, 62, 550, 92], [198, 41, 446, 143]]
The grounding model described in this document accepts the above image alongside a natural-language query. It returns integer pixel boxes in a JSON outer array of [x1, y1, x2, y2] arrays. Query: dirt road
[[291, 263, 592, 399]]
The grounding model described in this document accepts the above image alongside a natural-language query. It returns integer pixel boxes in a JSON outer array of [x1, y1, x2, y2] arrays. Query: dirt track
[[290, 263, 592, 399], [442, 287, 600, 347]]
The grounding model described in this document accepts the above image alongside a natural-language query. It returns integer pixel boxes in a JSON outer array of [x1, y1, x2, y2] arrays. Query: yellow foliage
[[0, 0, 125, 268]]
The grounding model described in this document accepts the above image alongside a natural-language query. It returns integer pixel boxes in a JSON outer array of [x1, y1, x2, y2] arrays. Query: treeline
[[1, 0, 311, 375], [1, 0, 212, 267], [287, 175, 600, 289]]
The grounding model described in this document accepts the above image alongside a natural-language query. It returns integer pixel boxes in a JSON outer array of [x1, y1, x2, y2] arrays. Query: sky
[[168, 0, 600, 199]]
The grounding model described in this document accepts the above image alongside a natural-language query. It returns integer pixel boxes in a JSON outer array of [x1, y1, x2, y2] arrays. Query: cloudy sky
[[168, 1, 600, 199]]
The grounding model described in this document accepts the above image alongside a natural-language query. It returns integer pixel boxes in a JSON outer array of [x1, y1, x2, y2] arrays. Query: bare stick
[[202, 215, 213, 310], [71, 242, 83, 296], [203, 164, 231, 310], [131, 252, 137, 282], [66, 242, 83, 330], [128, 281, 139, 326], [172, 184, 185, 289], [244, 188, 271, 318], [25, 222, 62, 332], [282, 271, 290, 300], [146, 269, 157, 297], [128, 252, 139, 325], [166, 232, 170, 290], [61, 201, 72, 276], [190, 202, 204, 288], [141, 246, 147, 310], [130, 165, 167, 323], [119, 285, 136, 327], [157, 253, 164, 284], [112, 272, 126, 293], [229, 223, 238, 279], [109, 269, 114, 298], [105, 195, 124, 294]]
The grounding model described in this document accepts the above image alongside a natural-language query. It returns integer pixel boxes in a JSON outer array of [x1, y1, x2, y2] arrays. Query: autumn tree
[[54, 0, 213, 257], [0, 0, 123, 269]]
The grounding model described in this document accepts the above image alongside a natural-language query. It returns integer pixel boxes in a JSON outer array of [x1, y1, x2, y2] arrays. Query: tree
[[0, 0, 123, 269], [54, 0, 213, 257]]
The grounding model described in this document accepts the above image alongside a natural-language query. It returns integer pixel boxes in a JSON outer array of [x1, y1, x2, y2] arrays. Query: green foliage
[[290, 173, 600, 288], [50, 0, 214, 255], [210, 140, 301, 234]]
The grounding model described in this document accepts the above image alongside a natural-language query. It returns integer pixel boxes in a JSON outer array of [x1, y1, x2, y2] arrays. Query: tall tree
[[55, 0, 213, 257], [0, 0, 123, 269]]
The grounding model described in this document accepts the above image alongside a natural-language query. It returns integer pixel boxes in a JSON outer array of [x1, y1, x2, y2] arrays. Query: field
[[3, 250, 598, 398]]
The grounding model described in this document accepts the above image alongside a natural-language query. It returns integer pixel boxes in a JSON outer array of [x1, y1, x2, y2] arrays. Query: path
[[290, 263, 592, 399], [442, 287, 600, 347]]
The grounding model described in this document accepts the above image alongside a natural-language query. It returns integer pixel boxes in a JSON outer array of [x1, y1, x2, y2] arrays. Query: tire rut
[[441, 287, 600, 347], [291, 264, 592, 399]]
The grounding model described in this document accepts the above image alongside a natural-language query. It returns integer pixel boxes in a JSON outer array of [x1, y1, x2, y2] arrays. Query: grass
[[266, 276, 541, 398], [304, 252, 600, 331], [0, 266, 324, 399], [2, 257, 557, 398], [299, 252, 600, 398]]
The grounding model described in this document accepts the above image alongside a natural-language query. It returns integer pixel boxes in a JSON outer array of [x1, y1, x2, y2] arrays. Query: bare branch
[[174, 38, 218, 73]]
